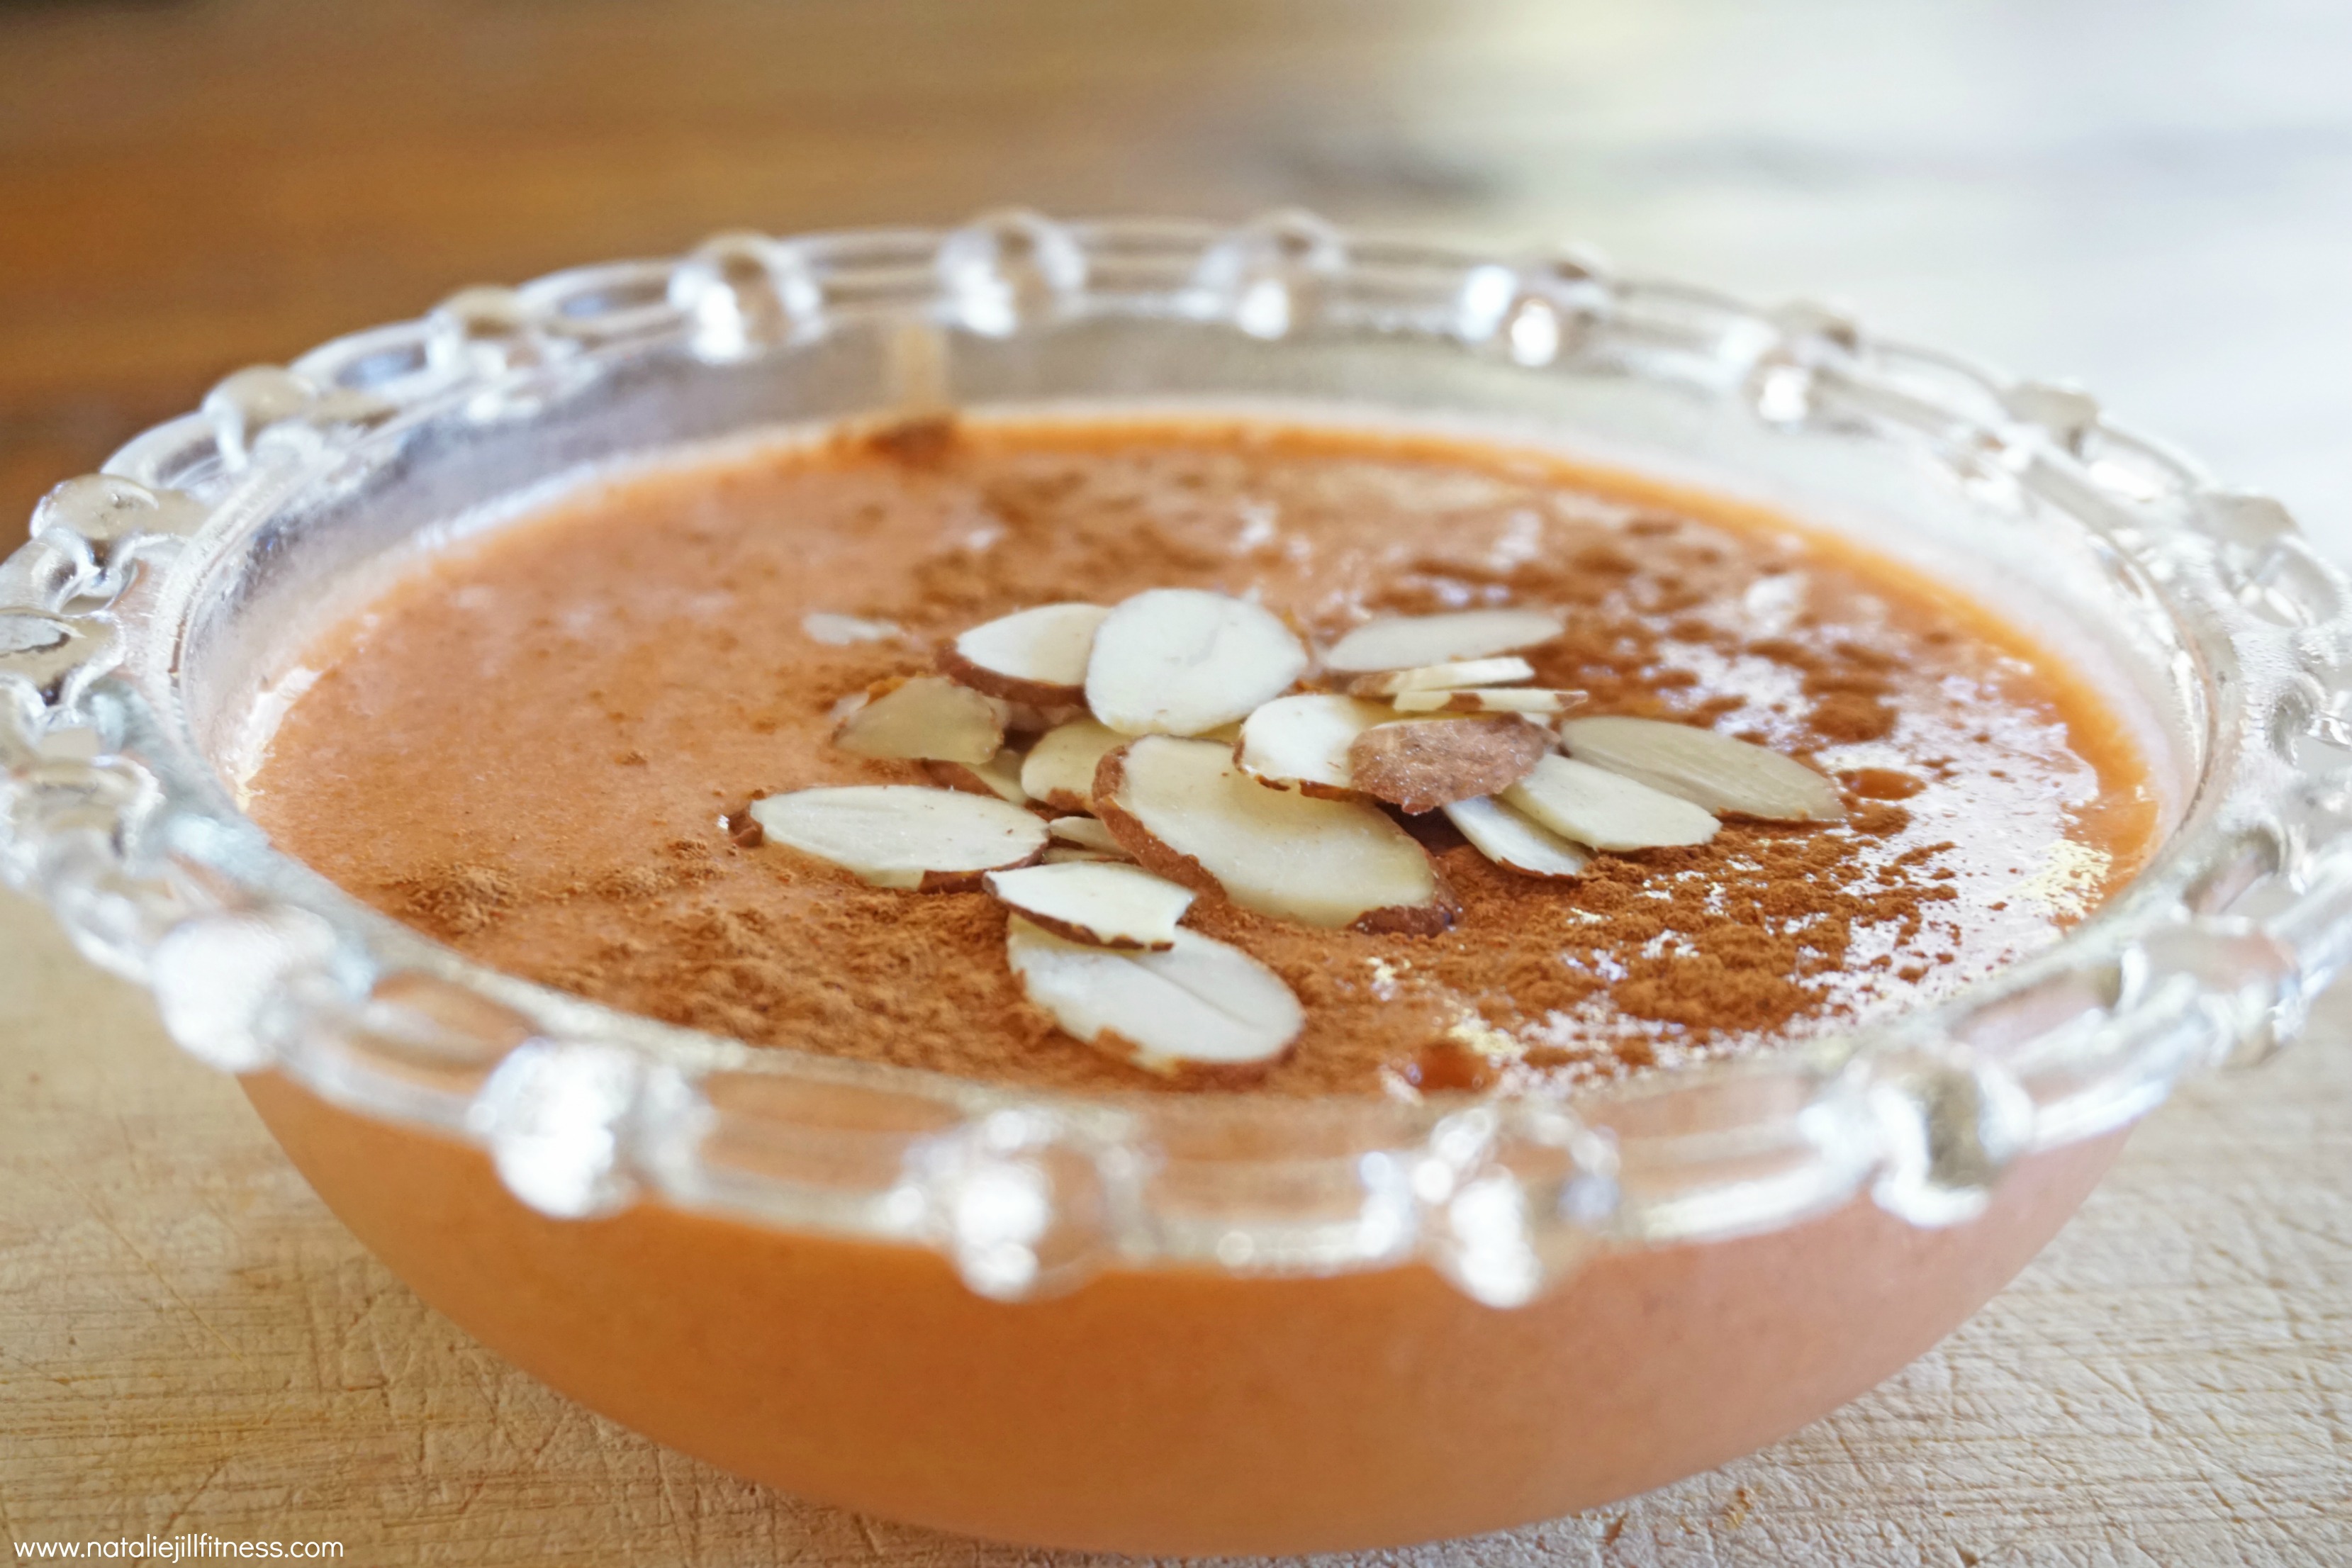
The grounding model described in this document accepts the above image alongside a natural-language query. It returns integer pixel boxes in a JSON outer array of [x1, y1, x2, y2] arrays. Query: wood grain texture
[[2, 884, 2346, 1564], [4, 1, 2349, 1560]]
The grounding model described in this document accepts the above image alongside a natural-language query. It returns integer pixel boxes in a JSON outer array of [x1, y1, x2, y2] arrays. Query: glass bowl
[[6, 212, 2348, 1555]]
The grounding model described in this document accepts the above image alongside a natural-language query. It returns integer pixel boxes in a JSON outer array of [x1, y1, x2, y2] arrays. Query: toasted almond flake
[[1391, 687, 1583, 715], [1321, 608, 1564, 673], [941, 602, 1111, 704], [1346, 715, 1552, 814], [1235, 693, 1391, 796], [985, 861, 1197, 950], [802, 612, 902, 646], [834, 675, 1008, 766], [1019, 718, 1126, 810], [1047, 816, 1129, 856], [749, 785, 1048, 890], [1085, 588, 1309, 737], [926, 748, 1031, 805], [1095, 735, 1452, 934], [1441, 795, 1593, 879], [1559, 715, 1845, 822], [1005, 917, 1302, 1079], [1502, 754, 1719, 851], [1345, 656, 1535, 696]]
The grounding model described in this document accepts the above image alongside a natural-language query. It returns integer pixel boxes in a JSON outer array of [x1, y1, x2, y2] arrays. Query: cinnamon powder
[[383, 864, 515, 939]]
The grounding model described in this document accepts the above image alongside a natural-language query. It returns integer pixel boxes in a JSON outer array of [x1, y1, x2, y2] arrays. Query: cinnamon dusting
[[252, 418, 2159, 1098], [383, 863, 515, 939]]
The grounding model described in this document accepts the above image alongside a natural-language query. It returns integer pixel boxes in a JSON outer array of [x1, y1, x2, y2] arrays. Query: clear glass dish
[[5, 212, 2348, 1554]]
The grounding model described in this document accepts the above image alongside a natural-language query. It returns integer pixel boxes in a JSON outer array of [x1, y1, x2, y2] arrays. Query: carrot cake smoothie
[[243, 417, 2156, 1093], [226, 412, 2173, 1552]]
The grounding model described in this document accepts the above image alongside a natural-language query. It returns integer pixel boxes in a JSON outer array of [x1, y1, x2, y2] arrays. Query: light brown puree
[[246, 417, 2158, 1095]]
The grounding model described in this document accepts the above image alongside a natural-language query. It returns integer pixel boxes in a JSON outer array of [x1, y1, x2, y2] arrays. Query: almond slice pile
[[943, 602, 1111, 705], [1503, 754, 1720, 851], [834, 675, 1008, 765], [1346, 656, 1535, 696], [1391, 686, 1581, 715], [927, 748, 1031, 805], [1039, 845, 1122, 865], [1085, 588, 1309, 737], [1019, 717, 1126, 811], [745, 592, 1846, 1080], [1236, 693, 1391, 796], [748, 786, 1047, 890], [985, 861, 1195, 950], [801, 611, 903, 646], [1346, 715, 1551, 814], [1048, 815, 1130, 856], [1099, 734, 1454, 934], [1004, 919, 1304, 1080], [1440, 795, 1591, 879], [1321, 607, 1566, 674], [1560, 715, 1845, 822]]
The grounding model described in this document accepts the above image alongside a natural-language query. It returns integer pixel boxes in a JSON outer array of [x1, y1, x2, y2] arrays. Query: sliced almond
[[1560, 715, 1845, 822], [749, 785, 1047, 890], [1041, 845, 1124, 866], [1346, 715, 1552, 814], [1003, 700, 1089, 735], [1019, 718, 1126, 811], [1235, 693, 1391, 797], [1084, 588, 1309, 737], [1048, 815, 1129, 856], [801, 612, 902, 646], [1095, 735, 1452, 934], [1441, 795, 1593, 879], [834, 675, 1008, 766], [941, 602, 1111, 705], [1391, 687, 1582, 715], [926, 747, 1031, 806], [1345, 656, 1535, 696], [1005, 917, 1302, 1080], [1502, 754, 1719, 851], [1321, 607, 1564, 673], [985, 861, 1196, 950]]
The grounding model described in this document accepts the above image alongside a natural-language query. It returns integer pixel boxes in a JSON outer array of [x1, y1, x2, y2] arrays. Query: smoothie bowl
[[5, 213, 2348, 1555]]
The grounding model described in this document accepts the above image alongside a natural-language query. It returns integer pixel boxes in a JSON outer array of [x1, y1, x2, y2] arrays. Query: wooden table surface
[[4, 3, 2348, 1563]]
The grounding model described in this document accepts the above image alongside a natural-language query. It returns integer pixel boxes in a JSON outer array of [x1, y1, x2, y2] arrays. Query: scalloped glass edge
[[5, 210, 2350, 1309]]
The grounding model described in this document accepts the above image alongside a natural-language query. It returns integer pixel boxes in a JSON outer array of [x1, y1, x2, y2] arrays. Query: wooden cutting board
[[1, 887, 2344, 1565], [3, 3, 2348, 1558]]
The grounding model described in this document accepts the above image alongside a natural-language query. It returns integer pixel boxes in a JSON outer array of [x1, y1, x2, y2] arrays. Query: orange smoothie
[[235, 417, 2158, 1550], [247, 418, 2154, 1092]]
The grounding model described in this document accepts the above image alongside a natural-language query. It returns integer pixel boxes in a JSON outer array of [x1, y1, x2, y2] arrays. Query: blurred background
[[6, 0, 2351, 546], [6, 4, 2351, 1562]]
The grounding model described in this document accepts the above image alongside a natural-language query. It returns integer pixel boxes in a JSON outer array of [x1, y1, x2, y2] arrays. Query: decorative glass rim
[[6, 210, 2349, 1309]]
